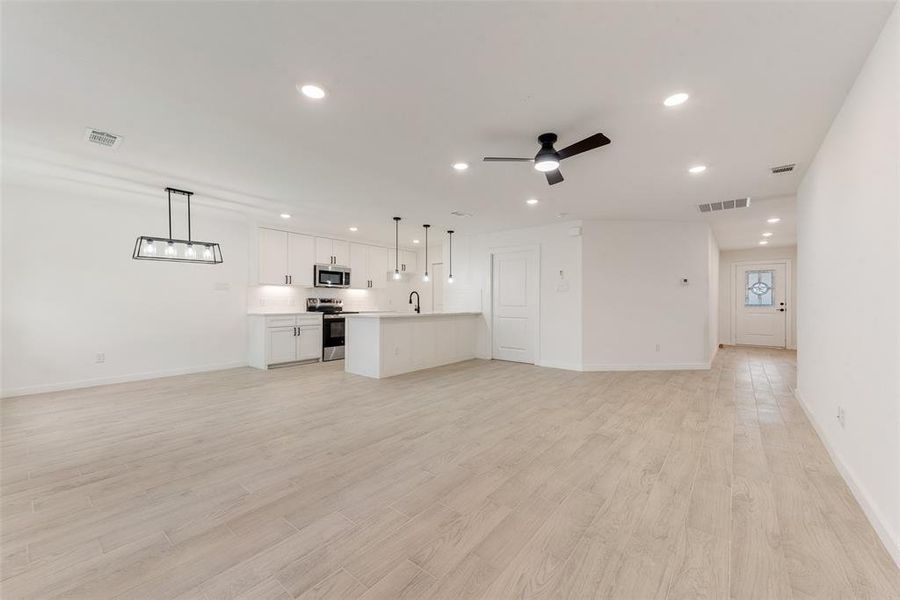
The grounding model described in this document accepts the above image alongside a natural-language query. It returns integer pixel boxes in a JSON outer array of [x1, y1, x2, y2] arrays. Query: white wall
[[581, 220, 714, 370], [796, 3, 900, 566], [708, 231, 720, 360], [1, 183, 251, 396], [442, 222, 583, 370], [719, 245, 797, 348]]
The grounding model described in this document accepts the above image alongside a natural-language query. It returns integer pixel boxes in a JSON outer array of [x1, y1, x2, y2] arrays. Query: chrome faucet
[[409, 291, 421, 314]]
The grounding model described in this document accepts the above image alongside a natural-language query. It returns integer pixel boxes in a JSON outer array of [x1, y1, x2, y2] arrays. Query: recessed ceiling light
[[349, 226, 358, 232], [526, 198, 539, 205], [298, 84, 326, 99], [664, 92, 690, 107], [767, 217, 781, 223], [453, 162, 469, 171], [412, 239, 420, 244], [762, 232, 773, 237], [280, 213, 291, 219], [688, 165, 707, 174], [759, 240, 769, 245]]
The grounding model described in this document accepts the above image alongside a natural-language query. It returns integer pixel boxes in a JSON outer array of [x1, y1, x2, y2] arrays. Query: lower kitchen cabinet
[[248, 313, 323, 369]]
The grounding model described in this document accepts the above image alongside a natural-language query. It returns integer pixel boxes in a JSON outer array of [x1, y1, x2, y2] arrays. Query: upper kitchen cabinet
[[258, 228, 288, 285], [257, 228, 314, 286], [400, 250, 418, 274], [287, 233, 315, 286], [349, 243, 390, 289], [348, 243, 369, 289], [368, 245, 390, 288], [315, 238, 350, 266]]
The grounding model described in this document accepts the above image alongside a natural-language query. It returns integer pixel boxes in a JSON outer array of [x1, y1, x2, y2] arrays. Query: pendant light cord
[[167, 188, 173, 241], [187, 192, 192, 243]]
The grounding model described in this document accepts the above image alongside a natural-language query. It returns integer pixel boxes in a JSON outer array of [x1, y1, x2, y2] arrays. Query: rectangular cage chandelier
[[132, 187, 223, 264]]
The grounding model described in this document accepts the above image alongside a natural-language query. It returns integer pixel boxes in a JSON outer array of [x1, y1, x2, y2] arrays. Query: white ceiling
[[2, 1, 893, 248]]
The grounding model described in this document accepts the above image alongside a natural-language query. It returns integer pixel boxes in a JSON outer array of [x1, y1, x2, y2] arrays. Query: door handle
[[778, 308, 785, 312]]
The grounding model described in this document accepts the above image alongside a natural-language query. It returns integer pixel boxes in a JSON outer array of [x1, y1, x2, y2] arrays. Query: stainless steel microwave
[[314, 264, 351, 288]]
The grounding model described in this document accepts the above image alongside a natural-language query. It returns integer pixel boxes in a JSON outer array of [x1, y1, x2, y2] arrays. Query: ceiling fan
[[483, 132, 611, 185]]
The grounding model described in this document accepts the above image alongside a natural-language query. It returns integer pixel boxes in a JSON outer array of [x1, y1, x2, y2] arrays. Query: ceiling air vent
[[450, 210, 473, 218], [698, 197, 751, 213], [770, 163, 796, 174], [84, 128, 123, 149]]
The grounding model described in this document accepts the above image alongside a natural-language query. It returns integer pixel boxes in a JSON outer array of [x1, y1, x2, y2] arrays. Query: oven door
[[322, 316, 345, 361], [314, 265, 351, 288]]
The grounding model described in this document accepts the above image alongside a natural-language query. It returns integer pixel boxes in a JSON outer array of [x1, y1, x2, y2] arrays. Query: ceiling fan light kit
[[132, 188, 223, 264], [483, 131, 611, 186]]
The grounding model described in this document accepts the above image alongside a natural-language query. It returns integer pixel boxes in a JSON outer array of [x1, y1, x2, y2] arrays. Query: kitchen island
[[344, 312, 481, 378]]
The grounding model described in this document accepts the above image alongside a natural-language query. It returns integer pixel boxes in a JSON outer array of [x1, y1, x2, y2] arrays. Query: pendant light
[[392, 217, 402, 280], [132, 188, 223, 264], [447, 230, 454, 284], [422, 224, 431, 282]]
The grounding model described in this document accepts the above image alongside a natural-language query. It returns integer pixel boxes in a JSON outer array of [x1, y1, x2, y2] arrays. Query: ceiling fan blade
[[483, 157, 533, 162], [546, 169, 564, 185], [557, 133, 611, 160]]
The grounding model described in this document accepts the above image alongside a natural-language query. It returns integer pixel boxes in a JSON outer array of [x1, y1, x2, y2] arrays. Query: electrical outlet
[[95, 353, 105, 364], [837, 406, 846, 428]]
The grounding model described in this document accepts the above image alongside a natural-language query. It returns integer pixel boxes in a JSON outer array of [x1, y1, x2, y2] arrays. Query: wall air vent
[[84, 128, 123, 149], [770, 163, 796, 174], [697, 197, 751, 213], [450, 211, 473, 218]]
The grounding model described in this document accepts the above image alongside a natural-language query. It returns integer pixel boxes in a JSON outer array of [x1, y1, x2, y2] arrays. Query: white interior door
[[432, 263, 444, 312], [492, 249, 538, 363], [735, 262, 787, 347]]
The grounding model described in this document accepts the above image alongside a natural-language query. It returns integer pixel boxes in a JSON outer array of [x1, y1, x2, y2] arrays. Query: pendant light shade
[[133, 188, 223, 264], [392, 217, 402, 280], [422, 224, 431, 282], [447, 230, 454, 284]]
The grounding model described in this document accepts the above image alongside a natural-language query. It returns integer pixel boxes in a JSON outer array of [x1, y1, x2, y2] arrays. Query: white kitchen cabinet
[[332, 240, 350, 266], [258, 228, 314, 286], [267, 326, 300, 364], [258, 228, 289, 285], [349, 243, 369, 289], [298, 325, 322, 360], [248, 313, 323, 369], [400, 250, 417, 274], [315, 238, 350, 266], [368, 245, 389, 288], [287, 233, 315, 286]]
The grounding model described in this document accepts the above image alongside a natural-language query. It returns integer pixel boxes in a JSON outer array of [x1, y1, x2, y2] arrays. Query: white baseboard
[[535, 360, 582, 372], [794, 388, 900, 568], [581, 361, 711, 372], [1, 361, 249, 399]]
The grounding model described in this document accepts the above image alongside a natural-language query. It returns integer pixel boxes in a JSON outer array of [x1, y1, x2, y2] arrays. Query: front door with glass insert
[[735, 262, 787, 347]]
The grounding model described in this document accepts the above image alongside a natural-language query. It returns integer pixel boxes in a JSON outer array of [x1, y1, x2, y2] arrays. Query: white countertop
[[344, 311, 481, 319]]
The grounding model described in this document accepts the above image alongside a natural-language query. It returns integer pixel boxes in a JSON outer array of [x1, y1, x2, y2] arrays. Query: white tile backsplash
[[248, 280, 423, 314]]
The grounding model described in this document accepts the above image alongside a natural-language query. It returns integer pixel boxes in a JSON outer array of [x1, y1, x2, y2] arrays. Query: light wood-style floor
[[2, 347, 898, 599]]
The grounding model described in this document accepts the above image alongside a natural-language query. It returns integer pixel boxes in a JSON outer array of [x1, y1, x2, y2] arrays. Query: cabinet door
[[298, 326, 322, 360], [400, 250, 417, 274], [332, 240, 350, 266], [368, 245, 389, 288], [349, 243, 369, 289], [314, 237, 333, 264], [258, 228, 288, 285], [287, 233, 315, 286], [267, 326, 297, 365]]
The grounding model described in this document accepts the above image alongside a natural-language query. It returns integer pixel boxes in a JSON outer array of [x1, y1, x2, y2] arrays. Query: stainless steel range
[[306, 298, 357, 361]]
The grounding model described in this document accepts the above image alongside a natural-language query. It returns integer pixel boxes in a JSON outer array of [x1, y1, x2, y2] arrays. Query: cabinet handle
[[288, 275, 292, 285], [284, 275, 288, 285]]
